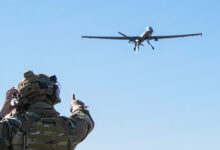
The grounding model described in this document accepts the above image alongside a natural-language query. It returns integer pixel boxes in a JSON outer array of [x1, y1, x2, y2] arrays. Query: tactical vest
[[11, 112, 72, 150]]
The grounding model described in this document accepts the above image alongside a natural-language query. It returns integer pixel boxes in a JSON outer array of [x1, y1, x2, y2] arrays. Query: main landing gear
[[147, 40, 155, 50]]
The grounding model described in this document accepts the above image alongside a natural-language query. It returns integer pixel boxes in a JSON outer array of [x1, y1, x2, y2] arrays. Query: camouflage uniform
[[0, 102, 94, 150], [0, 71, 94, 150]]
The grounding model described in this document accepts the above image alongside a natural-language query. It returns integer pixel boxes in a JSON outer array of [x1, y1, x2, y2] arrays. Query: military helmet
[[17, 70, 61, 108]]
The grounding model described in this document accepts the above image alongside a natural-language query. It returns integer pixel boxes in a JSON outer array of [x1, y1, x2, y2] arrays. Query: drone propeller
[[119, 32, 143, 51]]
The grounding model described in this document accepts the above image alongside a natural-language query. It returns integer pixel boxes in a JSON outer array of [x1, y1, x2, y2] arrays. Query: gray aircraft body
[[81, 26, 202, 52]]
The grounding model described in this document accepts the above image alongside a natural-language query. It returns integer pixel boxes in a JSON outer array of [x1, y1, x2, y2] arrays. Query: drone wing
[[81, 36, 140, 40], [150, 33, 202, 40]]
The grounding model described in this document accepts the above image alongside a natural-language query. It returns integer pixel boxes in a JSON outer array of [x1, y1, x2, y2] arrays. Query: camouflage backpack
[[11, 112, 72, 150]]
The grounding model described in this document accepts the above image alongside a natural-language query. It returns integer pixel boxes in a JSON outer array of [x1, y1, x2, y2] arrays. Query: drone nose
[[149, 26, 153, 32], [146, 26, 153, 32]]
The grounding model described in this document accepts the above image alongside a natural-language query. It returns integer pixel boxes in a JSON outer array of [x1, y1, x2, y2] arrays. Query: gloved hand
[[0, 87, 18, 118], [70, 94, 86, 113]]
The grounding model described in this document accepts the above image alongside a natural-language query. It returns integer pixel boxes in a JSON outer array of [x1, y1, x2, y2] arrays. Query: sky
[[0, 0, 219, 150]]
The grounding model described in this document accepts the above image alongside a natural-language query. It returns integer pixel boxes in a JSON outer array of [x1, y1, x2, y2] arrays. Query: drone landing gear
[[134, 43, 139, 52], [147, 40, 155, 50]]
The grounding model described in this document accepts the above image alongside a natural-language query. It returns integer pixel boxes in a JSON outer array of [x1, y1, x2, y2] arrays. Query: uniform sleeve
[[68, 108, 94, 144], [0, 121, 11, 150]]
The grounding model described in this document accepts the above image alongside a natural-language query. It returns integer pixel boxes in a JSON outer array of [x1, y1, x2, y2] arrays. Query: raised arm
[[68, 94, 94, 147]]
